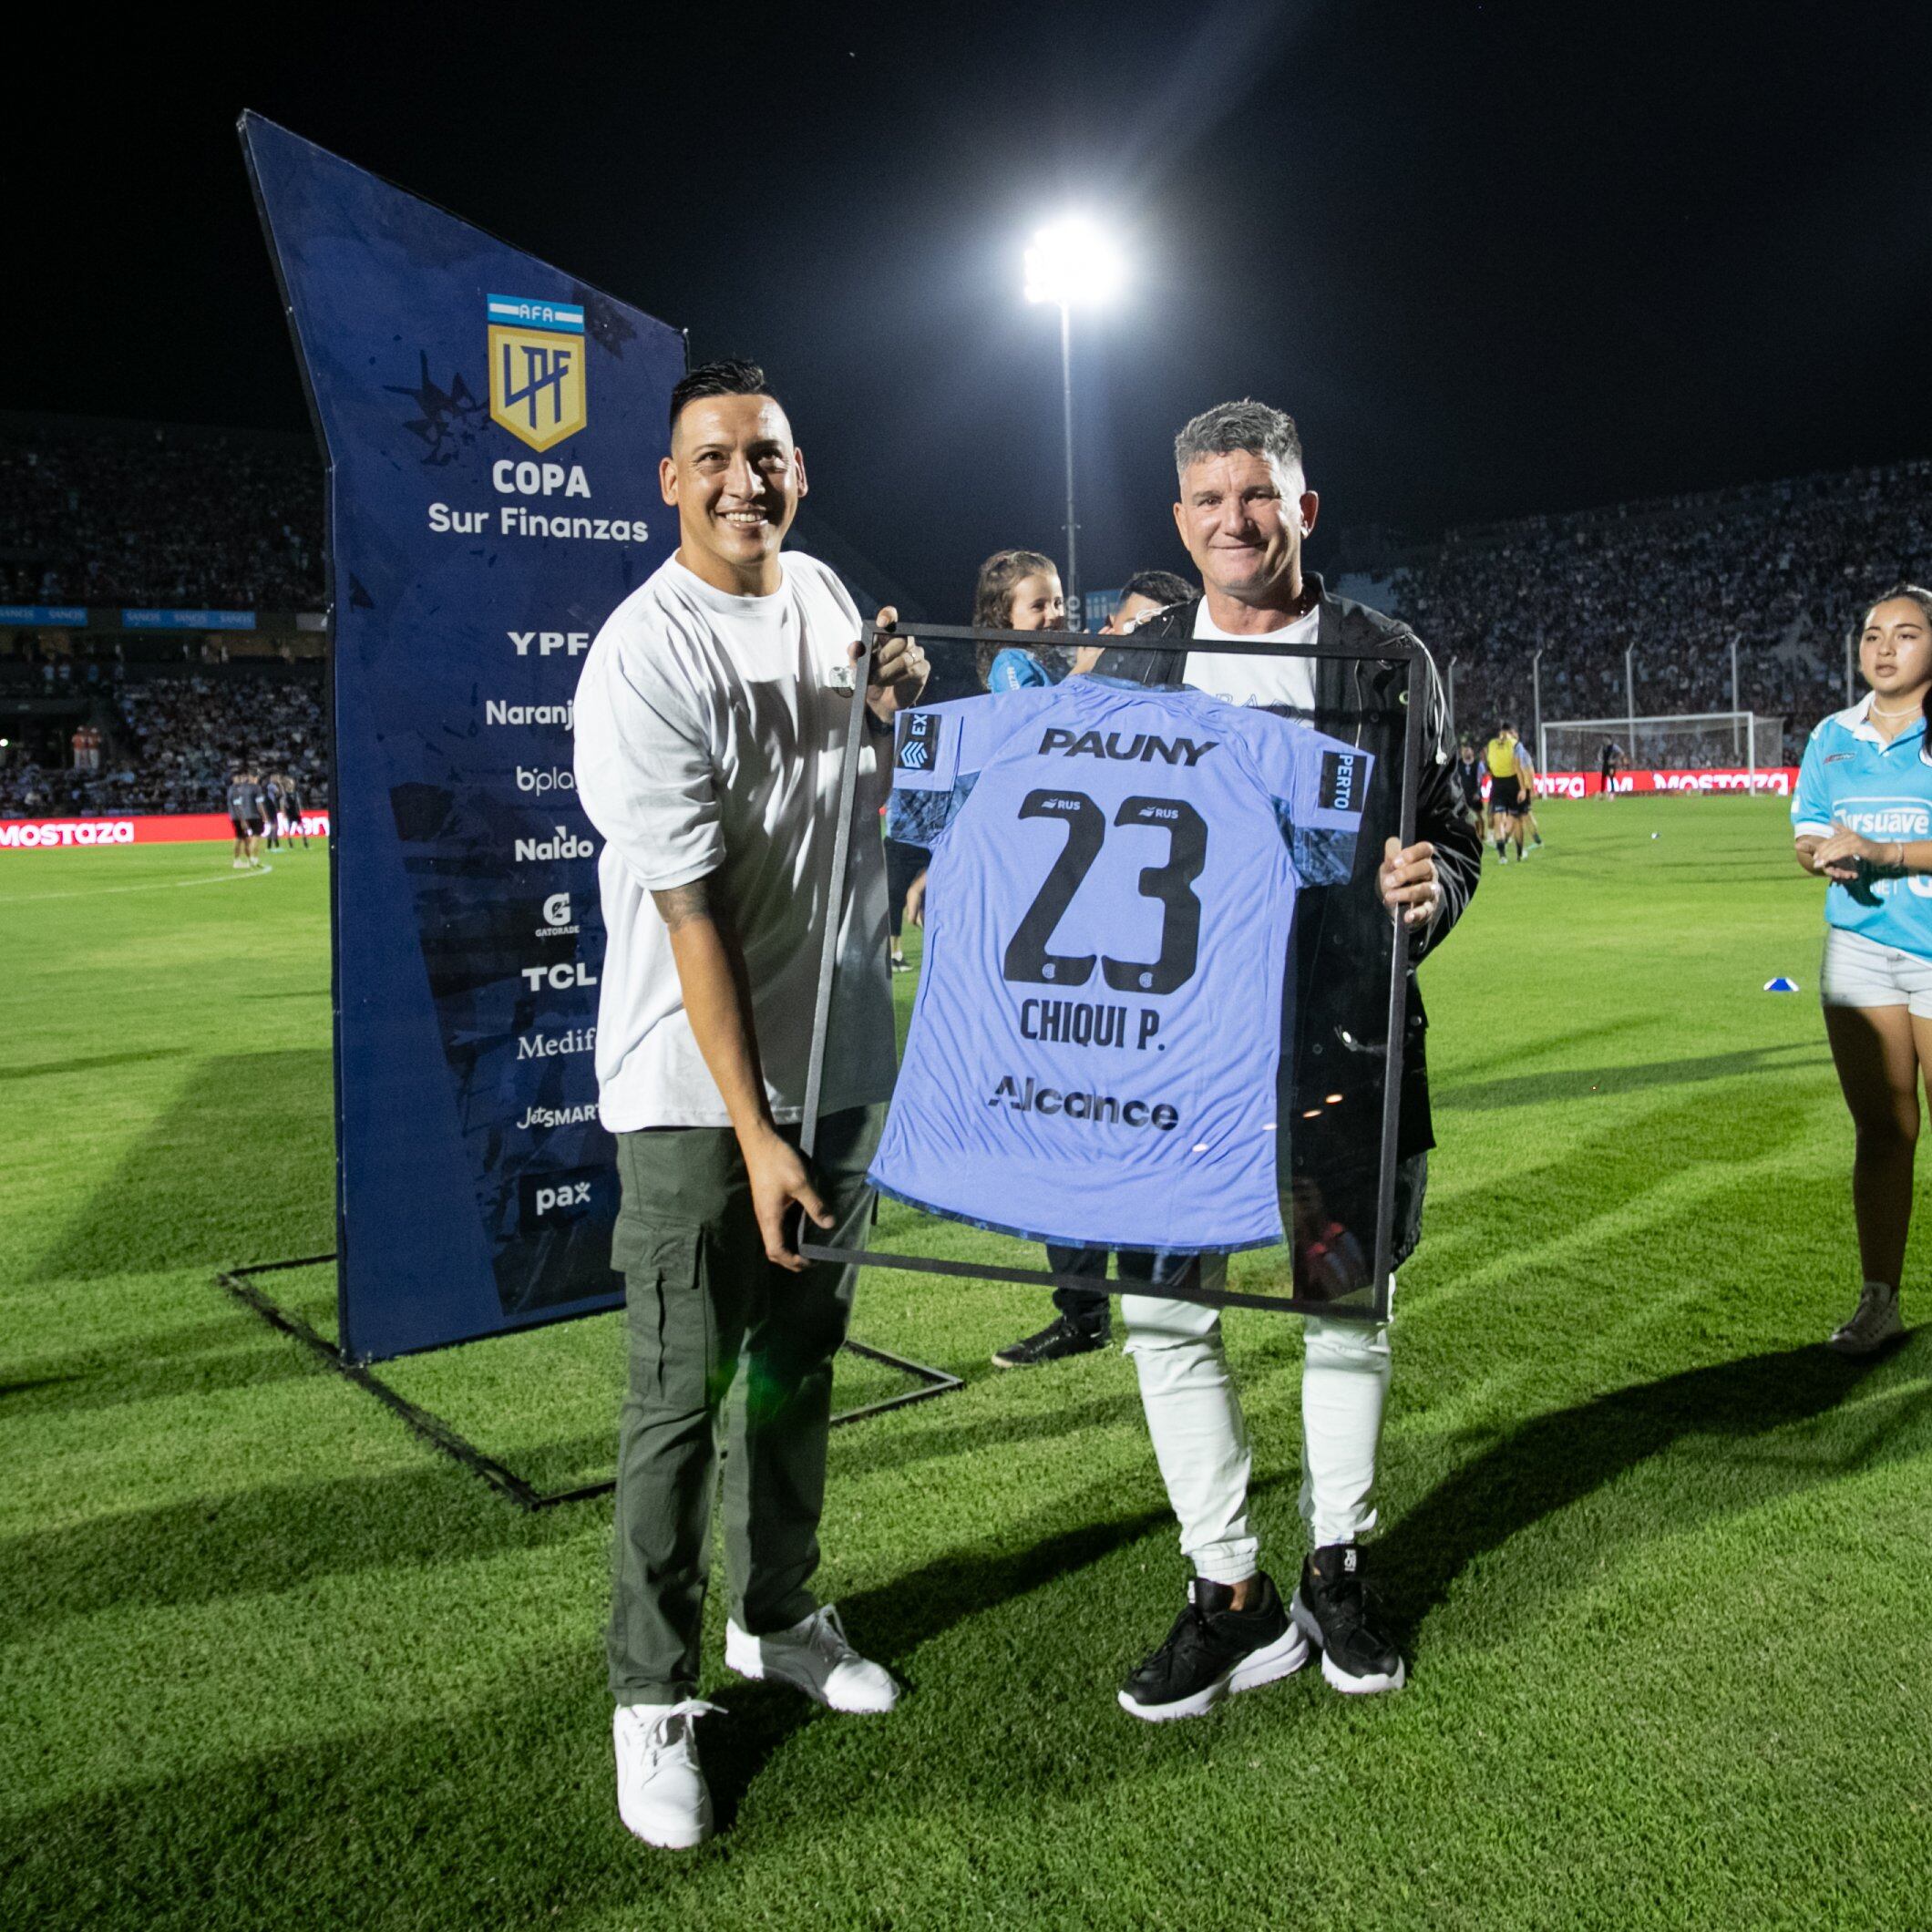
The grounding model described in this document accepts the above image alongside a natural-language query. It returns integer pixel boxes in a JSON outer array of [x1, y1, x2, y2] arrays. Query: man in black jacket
[[1096, 398, 1481, 1721]]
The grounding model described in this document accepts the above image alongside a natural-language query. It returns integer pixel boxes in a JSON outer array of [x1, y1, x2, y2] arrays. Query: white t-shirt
[[573, 550, 895, 1131], [1183, 602, 1319, 714]]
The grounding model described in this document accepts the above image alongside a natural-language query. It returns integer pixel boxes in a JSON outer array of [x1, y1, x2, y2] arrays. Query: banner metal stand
[[218, 1256, 962, 1512]]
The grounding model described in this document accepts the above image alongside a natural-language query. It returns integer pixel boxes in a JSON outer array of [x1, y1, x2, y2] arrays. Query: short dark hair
[[1120, 570, 1195, 611], [668, 358, 776, 437]]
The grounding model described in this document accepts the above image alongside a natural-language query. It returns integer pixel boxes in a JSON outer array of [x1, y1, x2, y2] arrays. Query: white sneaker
[[612, 1699, 719, 1849], [724, 1604, 899, 1713], [1828, 1282, 1904, 1356]]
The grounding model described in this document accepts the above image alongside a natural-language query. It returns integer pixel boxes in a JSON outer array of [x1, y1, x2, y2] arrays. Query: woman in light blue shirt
[[1791, 584, 1932, 1353]]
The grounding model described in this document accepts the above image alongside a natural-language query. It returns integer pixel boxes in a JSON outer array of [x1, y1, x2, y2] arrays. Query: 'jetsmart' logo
[[517, 1102, 600, 1131], [988, 1074, 1179, 1130], [1038, 727, 1218, 766], [516, 826, 594, 861]]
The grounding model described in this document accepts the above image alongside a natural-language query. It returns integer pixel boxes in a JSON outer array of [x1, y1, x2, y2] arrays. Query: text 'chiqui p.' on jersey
[[870, 676, 1372, 1253]]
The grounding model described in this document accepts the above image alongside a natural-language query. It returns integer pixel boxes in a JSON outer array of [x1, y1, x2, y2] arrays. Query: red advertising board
[[0, 811, 331, 850], [1485, 769, 1798, 801]]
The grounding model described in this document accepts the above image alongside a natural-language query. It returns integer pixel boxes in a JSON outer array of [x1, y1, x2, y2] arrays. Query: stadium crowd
[[0, 420, 322, 609], [3, 416, 1927, 814], [0, 670, 327, 818], [1391, 457, 1932, 761]]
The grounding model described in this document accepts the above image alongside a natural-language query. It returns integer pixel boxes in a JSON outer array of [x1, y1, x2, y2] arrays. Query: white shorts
[[1820, 926, 1932, 1017]]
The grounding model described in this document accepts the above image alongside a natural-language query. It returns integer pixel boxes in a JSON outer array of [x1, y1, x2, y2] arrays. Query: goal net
[[1540, 712, 1788, 775]]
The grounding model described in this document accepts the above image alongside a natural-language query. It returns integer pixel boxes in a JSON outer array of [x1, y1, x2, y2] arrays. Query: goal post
[[1539, 711, 1787, 779]]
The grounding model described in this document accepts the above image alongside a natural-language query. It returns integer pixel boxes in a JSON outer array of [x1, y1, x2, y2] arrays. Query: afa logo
[[488, 293, 587, 452]]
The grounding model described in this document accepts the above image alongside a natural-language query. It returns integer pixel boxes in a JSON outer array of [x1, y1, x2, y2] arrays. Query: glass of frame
[[799, 621, 1423, 1324]]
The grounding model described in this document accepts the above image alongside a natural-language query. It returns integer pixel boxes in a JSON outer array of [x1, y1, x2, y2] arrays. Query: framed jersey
[[799, 620, 1423, 1321]]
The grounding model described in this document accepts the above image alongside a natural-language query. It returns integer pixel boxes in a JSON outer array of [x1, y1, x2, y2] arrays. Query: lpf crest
[[488, 293, 587, 452]]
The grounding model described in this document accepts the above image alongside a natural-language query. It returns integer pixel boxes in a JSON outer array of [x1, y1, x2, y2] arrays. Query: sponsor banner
[[121, 608, 257, 631], [0, 604, 89, 627], [0, 810, 332, 849], [1480, 768, 1799, 801], [244, 114, 680, 1361]]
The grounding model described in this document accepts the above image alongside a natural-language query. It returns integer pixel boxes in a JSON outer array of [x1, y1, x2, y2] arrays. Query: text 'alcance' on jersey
[[869, 677, 1373, 1253]]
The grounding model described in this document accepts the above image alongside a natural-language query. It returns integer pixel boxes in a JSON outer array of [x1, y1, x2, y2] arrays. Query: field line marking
[[0, 869, 274, 905]]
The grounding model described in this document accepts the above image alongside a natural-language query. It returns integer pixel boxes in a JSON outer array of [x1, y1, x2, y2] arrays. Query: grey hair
[[1174, 398, 1303, 478]]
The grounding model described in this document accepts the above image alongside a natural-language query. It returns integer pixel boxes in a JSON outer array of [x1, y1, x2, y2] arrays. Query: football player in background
[[1514, 739, 1545, 854], [227, 768, 265, 869], [1484, 724, 1525, 861], [1452, 738, 1485, 838]]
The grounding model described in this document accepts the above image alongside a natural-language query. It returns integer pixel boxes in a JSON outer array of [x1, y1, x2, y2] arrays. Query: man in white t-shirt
[[574, 360, 928, 1850]]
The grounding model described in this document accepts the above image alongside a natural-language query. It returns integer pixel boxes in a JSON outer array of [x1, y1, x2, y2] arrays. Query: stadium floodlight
[[1023, 215, 1128, 624], [1023, 215, 1127, 311]]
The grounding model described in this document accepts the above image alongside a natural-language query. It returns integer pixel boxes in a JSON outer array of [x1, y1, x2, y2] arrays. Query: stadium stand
[[1380, 457, 1932, 760], [0, 664, 327, 818], [0, 413, 322, 609], [3, 413, 1928, 809]]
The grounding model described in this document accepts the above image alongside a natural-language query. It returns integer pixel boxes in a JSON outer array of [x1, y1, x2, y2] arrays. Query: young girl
[[973, 549, 1070, 693], [1793, 584, 1932, 1352]]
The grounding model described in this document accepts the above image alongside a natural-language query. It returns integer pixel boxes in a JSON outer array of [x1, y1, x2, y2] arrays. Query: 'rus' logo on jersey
[[488, 293, 587, 452], [897, 711, 943, 771]]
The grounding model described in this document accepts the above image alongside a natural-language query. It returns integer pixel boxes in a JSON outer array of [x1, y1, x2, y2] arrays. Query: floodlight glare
[[1023, 216, 1126, 310]]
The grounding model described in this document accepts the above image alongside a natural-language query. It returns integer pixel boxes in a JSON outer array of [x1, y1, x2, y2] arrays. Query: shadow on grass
[[29, 1048, 333, 1284], [0, 1444, 610, 1632], [0, 1048, 188, 1084], [0, 1316, 320, 1423], [1435, 1040, 1830, 1112], [1381, 1335, 1931, 1644]]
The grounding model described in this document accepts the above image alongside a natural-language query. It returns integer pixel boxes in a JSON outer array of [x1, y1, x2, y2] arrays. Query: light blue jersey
[[1792, 694, 1932, 959], [985, 647, 1064, 693], [872, 677, 1372, 1252]]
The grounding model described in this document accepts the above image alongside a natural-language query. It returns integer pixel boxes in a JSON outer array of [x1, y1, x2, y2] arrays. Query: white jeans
[[1120, 1264, 1392, 1584]]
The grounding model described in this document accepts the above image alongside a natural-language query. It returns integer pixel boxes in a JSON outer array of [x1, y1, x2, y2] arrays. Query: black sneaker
[[1290, 1544, 1405, 1693], [1117, 1574, 1309, 1721], [991, 1315, 1107, 1368]]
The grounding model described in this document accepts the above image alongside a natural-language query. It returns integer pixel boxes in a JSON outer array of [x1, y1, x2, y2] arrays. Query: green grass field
[[5, 799, 1931, 1931]]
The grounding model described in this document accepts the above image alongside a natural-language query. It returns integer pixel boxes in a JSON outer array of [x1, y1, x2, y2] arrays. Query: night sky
[[14, 0, 1931, 613]]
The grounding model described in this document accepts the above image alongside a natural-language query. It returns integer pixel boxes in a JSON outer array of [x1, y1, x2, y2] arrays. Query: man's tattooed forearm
[[651, 879, 714, 932]]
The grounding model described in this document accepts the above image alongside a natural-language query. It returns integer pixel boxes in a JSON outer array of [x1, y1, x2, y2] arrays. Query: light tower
[[1023, 215, 1126, 628]]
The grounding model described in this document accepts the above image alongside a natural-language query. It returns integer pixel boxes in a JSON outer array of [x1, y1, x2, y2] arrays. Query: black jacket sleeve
[[1402, 633, 1483, 965]]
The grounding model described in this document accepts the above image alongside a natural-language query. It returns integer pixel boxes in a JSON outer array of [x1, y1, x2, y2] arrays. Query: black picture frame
[[798, 620, 1423, 1321]]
